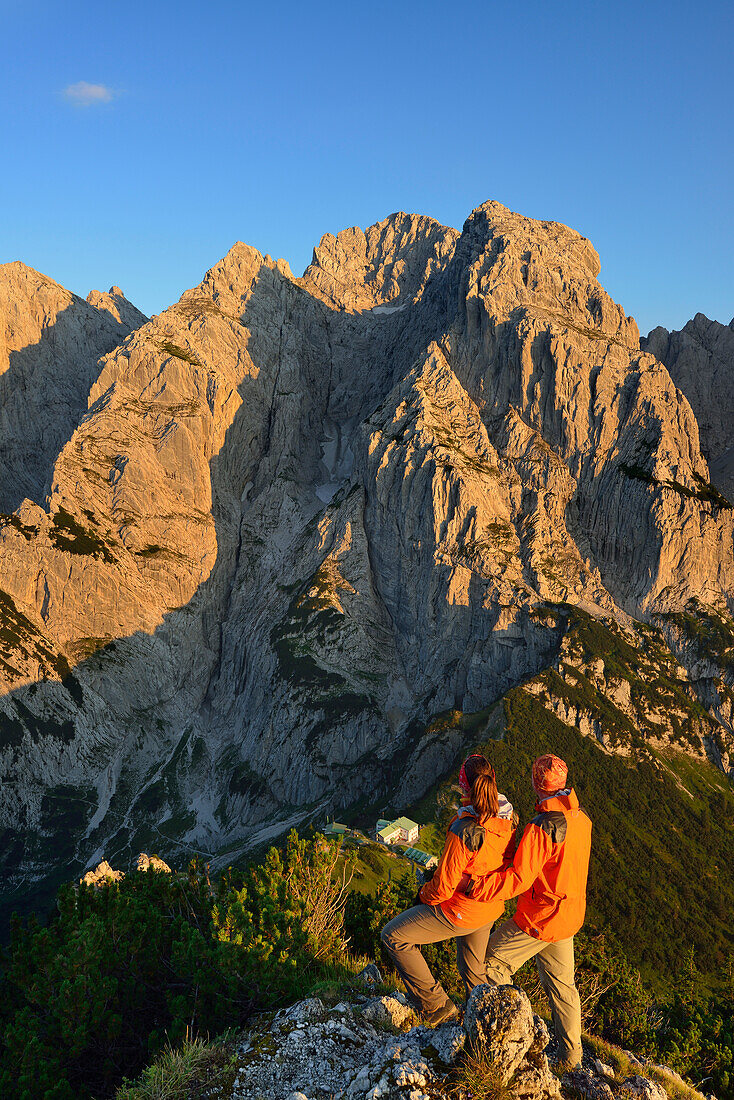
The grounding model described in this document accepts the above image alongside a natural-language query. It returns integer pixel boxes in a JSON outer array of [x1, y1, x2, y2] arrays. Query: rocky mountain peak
[[1, 262, 80, 343], [86, 285, 148, 331], [0, 262, 147, 512], [465, 198, 602, 276], [458, 200, 639, 347], [299, 210, 459, 311], [182, 240, 297, 317]]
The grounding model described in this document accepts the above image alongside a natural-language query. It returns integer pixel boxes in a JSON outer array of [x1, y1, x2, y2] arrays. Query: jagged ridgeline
[[0, 204, 732, 956]]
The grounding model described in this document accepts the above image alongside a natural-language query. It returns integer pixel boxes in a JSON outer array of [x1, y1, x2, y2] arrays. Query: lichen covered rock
[[362, 994, 416, 1031]]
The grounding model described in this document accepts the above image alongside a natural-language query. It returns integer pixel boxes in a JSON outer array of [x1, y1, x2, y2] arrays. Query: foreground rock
[[229, 988, 519, 1100], [231, 994, 441, 1100], [222, 986, 704, 1100], [465, 984, 560, 1099]]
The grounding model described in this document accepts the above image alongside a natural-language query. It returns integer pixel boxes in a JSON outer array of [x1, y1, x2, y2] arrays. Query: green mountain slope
[[355, 608, 734, 990]]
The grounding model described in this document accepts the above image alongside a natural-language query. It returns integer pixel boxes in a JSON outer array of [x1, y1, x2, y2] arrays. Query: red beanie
[[532, 753, 568, 794], [458, 754, 491, 795]]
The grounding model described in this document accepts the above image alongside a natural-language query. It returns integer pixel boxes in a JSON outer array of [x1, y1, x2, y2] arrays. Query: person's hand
[[413, 866, 435, 906]]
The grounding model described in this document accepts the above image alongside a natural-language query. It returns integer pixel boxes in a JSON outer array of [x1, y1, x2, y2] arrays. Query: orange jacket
[[469, 789, 591, 942], [419, 805, 515, 928]]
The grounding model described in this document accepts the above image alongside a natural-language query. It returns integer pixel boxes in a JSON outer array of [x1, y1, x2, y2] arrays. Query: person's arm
[[419, 830, 469, 906], [495, 825, 518, 869], [468, 820, 552, 903]]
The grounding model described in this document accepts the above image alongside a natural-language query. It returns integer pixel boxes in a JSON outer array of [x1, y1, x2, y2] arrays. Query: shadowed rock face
[[0, 263, 147, 512], [642, 313, 734, 500], [0, 201, 732, 917]]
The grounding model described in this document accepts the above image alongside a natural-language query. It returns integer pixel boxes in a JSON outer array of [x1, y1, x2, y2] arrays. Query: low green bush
[[0, 833, 352, 1100], [2, 821, 732, 1100]]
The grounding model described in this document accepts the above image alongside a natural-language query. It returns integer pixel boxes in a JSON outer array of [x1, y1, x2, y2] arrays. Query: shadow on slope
[[0, 247, 476, 935], [0, 292, 143, 513]]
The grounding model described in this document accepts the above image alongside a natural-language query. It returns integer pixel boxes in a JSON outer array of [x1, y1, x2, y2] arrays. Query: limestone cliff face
[[0, 264, 146, 513], [0, 203, 732, 912], [642, 313, 734, 499], [299, 212, 460, 312]]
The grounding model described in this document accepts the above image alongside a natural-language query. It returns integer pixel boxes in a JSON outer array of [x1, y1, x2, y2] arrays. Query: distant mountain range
[[0, 201, 732, 928]]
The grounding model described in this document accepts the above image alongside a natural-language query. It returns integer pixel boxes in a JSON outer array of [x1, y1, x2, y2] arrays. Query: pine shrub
[[0, 833, 351, 1100]]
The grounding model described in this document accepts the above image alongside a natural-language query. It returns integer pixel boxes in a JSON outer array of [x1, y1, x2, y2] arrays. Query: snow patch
[[316, 482, 341, 504], [315, 418, 356, 503]]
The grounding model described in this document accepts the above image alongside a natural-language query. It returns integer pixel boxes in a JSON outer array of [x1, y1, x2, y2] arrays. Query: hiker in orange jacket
[[381, 754, 515, 1026], [468, 753, 592, 1068]]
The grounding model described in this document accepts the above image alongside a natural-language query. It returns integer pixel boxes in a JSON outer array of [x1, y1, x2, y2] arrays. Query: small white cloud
[[62, 81, 115, 107]]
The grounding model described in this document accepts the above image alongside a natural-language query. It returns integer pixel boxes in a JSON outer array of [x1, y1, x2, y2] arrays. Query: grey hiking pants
[[484, 918, 582, 1064], [381, 903, 495, 1013]]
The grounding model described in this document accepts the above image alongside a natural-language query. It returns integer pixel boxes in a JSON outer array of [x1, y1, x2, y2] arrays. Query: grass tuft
[[583, 1032, 640, 1079], [157, 340, 201, 366], [647, 1067, 706, 1100], [447, 1038, 513, 1100], [582, 1033, 707, 1100], [114, 1033, 238, 1100]]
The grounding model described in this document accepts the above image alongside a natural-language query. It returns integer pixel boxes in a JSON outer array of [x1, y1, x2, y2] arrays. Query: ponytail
[[464, 754, 499, 823], [472, 773, 499, 823]]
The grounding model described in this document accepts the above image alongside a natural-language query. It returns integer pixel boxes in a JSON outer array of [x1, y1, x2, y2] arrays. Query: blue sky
[[1, 0, 732, 335]]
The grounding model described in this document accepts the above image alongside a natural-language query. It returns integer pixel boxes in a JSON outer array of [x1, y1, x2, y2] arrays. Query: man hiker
[[468, 753, 592, 1070]]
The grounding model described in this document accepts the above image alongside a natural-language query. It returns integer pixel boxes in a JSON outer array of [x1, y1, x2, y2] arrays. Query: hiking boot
[[423, 999, 461, 1027], [549, 1055, 582, 1075]]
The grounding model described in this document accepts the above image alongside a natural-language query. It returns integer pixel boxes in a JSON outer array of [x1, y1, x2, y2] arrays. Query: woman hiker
[[381, 753, 515, 1026]]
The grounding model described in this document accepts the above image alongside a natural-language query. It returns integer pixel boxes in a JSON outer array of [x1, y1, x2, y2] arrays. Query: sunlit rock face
[[0, 202, 732, 916]]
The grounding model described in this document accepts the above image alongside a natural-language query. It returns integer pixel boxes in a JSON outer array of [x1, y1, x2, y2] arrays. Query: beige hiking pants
[[381, 903, 495, 1013], [484, 918, 582, 1064]]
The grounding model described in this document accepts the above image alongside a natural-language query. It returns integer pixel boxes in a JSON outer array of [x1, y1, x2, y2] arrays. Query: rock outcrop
[[464, 983, 560, 1099], [216, 984, 705, 1100], [79, 859, 124, 888], [78, 852, 171, 886], [0, 202, 733, 916], [135, 852, 172, 874]]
